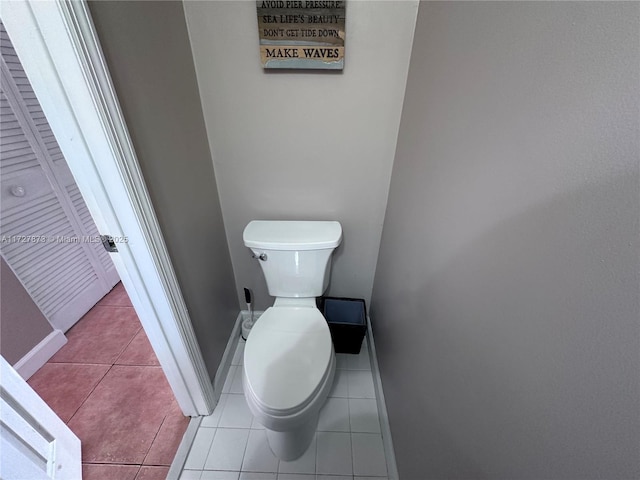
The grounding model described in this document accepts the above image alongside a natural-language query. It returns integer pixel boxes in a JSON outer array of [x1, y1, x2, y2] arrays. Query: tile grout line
[[112, 314, 144, 365], [181, 326, 388, 479], [141, 404, 172, 467], [81, 463, 143, 480], [238, 406, 254, 473], [315, 430, 319, 476], [64, 363, 111, 426], [45, 361, 116, 366], [80, 300, 179, 474], [347, 387, 355, 477], [37, 285, 187, 478]]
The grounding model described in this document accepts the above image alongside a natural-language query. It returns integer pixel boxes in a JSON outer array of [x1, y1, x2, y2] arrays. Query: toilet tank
[[243, 221, 342, 298]]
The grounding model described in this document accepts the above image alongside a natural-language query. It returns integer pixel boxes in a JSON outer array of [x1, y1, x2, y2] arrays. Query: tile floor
[[180, 337, 389, 480], [28, 282, 190, 480]]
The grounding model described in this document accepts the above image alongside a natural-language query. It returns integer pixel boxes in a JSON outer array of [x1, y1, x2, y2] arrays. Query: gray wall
[[183, 1, 419, 310], [1, 257, 53, 365], [88, 1, 238, 381], [371, 2, 640, 479]]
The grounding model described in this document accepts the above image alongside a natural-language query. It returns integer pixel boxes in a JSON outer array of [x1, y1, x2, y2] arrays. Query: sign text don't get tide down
[[256, 0, 346, 70]]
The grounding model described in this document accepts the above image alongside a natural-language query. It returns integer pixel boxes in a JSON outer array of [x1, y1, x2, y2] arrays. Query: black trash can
[[320, 297, 367, 354]]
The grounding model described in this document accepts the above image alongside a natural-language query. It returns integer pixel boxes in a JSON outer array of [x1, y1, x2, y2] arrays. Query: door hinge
[[100, 235, 118, 253]]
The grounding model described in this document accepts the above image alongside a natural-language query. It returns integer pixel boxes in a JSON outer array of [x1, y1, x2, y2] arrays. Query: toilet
[[242, 220, 342, 461]]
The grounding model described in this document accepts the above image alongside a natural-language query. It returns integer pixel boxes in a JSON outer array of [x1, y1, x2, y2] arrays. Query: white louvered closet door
[[0, 23, 119, 332]]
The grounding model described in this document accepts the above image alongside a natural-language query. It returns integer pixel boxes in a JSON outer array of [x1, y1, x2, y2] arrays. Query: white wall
[[372, 2, 640, 478], [184, 0, 418, 309], [89, 1, 239, 380]]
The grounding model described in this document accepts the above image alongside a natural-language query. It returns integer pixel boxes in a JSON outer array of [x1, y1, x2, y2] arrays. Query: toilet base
[[265, 413, 318, 461]]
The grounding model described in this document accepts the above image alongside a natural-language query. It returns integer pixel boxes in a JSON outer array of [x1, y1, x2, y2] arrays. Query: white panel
[[0, 397, 53, 462], [0, 430, 50, 479], [0, 93, 39, 176], [66, 183, 116, 273], [0, 20, 118, 332], [0, 356, 81, 480], [0, 186, 96, 318]]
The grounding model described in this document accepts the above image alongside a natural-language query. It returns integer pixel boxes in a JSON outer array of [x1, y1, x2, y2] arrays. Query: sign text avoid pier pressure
[[256, 0, 346, 69]]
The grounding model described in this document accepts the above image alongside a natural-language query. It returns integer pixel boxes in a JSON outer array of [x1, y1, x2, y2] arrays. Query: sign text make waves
[[257, 0, 346, 69]]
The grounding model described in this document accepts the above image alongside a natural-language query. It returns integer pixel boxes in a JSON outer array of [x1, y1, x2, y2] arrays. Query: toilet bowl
[[243, 302, 335, 460], [241, 220, 342, 460]]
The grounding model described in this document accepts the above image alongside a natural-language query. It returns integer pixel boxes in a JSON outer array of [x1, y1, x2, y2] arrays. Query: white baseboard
[[168, 311, 244, 477], [212, 310, 264, 399], [367, 316, 400, 480], [212, 311, 244, 398], [166, 416, 202, 480], [14, 329, 67, 380], [169, 309, 263, 477]]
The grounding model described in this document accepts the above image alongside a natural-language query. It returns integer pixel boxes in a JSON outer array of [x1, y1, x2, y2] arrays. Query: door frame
[[1, 0, 215, 416]]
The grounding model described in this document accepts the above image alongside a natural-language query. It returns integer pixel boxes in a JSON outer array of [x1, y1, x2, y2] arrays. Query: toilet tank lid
[[243, 221, 342, 250]]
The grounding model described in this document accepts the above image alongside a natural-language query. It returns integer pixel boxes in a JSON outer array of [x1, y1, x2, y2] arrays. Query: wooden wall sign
[[256, 1, 346, 70]]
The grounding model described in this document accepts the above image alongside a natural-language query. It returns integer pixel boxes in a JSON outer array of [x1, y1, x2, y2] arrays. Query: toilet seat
[[244, 306, 333, 416]]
